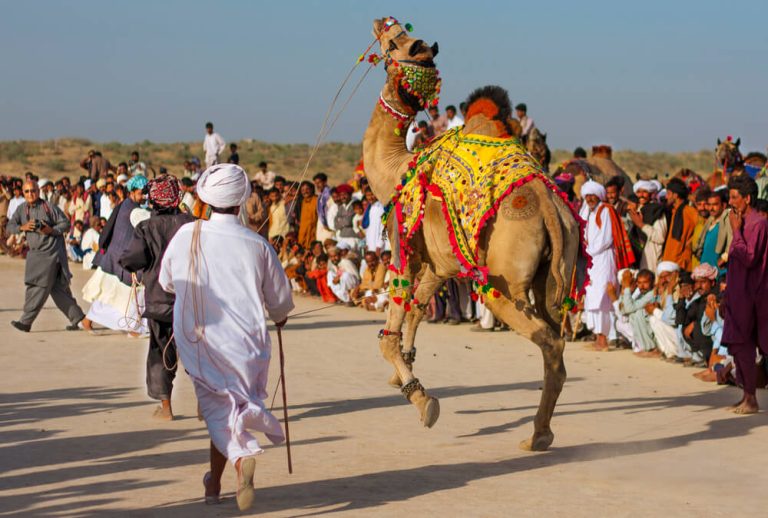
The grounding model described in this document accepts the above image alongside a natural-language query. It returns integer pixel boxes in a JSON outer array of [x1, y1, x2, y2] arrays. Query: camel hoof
[[519, 431, 554, 452], [388, 371, 403, 388], [421, 397, 440, 428]]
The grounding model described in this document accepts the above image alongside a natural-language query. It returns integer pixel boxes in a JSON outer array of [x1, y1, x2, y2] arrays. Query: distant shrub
[[46, 159, 67, 172]]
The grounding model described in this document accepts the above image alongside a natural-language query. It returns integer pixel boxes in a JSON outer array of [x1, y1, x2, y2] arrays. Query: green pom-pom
[[405, 23, 413, 32]]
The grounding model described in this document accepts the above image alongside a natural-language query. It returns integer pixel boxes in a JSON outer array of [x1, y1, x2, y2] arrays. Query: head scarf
[[117, 174, 129, 183], [580, 180, 606, 201], [126, 174, 148, 192], [692, 263, 718, 281], [84, 179, 92, 190], [633, 180, 657, 194], [38, 178, 51, 188], [656, 261, 680, 275], [196, 164, 250, 208], [96, 178, 107, 189], [335, 184, 354, 195], [148, 174, 181, 209], [650, 180, 663, 194]]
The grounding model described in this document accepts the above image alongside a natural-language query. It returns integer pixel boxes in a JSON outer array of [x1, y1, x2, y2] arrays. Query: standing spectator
[[628, 180, 667, 272], [427, 106, 448, 135], [662, 178, 698, 271], [721, 175, 768, 414], [180, 178, 196, 213], [245, 182, 268, 238], [515, 103, 535, 142], [129, 151, 147, 177], [694, 189, 732, 270], [267, 188, 289, 239], [297, 181, 318, 249], [579, 181, 617, 351], [228, 143, 239, 164], [690, 186, 712, 268], [364, 188, 386, 255], [39, 179, 55, 204], [313, 172, 333, 241], [7, 184, 24, 219], [253, 161, 276, 190], [81, 217, 102, 270], [445, 104, 464, 130], [100, 176, 117, 220], [79, 150, 113, 181], [333, 184, 357, 250], [203, 122, 226, 168], [7, 180, 87, 332]]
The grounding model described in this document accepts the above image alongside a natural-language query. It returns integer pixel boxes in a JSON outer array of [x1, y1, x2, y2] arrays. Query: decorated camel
[[709, 136, 767, 190], [552, 145, 633, 199], [362, 17, 582, 451]]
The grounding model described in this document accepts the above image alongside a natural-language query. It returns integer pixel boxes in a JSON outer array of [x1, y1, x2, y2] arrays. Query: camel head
[[715, 136, 743, 171], [372, 17, 440, 114], [527, 127, 551, 171], [591, 145, 613, 159]]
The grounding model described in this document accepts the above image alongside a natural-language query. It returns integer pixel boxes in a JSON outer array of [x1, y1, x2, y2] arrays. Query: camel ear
[[543, 133, 547, 141], [717, 138, 721, 145], [372, 18, 384, 39], [431, 42, 439, 57], [735, 138, 741, 147]]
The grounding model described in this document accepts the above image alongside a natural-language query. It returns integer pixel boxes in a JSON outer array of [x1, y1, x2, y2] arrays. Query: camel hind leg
[[485, 290, 566, 452]]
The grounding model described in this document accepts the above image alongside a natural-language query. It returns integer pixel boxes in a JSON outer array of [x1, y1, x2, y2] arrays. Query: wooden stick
[[277, 326, 293, 474]]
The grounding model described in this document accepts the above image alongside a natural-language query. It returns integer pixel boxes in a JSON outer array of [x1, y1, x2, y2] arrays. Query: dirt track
[[0, 255, 766, 517]]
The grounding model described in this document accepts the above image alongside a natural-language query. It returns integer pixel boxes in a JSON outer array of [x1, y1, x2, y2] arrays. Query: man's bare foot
[[152, 405, 174, 421], [585, 343, 609, 351], [731, 398, 759, 415], [81, 318, 94, 332]]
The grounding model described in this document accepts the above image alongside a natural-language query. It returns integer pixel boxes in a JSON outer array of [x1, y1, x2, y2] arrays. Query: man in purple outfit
[[721, 175, 768, 414]]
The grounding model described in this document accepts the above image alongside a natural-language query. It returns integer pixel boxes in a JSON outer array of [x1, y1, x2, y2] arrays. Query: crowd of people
[[6, 118, 768, 418]]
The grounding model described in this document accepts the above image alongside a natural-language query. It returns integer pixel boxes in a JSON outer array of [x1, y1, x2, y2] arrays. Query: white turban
[[196, 164, 251, 208], [38, 178, 51, 188], [650, 180, 663, 193], [633, 180, 657, 194], [581, 180, 606, 201], [656, 261, 679, 275], [130, 207, 151, 228]]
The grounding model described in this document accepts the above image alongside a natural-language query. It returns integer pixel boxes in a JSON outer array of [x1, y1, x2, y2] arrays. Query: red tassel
[[393, 296, 403, 305]]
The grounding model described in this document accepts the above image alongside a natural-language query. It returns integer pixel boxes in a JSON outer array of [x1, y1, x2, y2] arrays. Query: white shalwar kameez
[[327, 258, 359, 303], [159, 213, 294, 464], [581, 203, 617, 336]]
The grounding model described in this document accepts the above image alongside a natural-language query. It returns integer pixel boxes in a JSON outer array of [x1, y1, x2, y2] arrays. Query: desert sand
[[0, 255, 766, 517]]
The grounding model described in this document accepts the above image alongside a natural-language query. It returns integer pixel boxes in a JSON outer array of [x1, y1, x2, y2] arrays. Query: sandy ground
[[0, 255, 766, 517]]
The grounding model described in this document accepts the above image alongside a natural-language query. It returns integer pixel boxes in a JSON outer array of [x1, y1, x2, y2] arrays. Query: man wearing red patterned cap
[[120, 175, 193, 420]]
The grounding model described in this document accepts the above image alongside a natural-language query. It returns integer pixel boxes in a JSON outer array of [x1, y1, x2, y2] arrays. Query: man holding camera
[[6, 180, 87, 332]]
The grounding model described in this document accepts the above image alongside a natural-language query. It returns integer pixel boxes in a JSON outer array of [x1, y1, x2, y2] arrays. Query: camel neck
[[363, 82, 416, 204]]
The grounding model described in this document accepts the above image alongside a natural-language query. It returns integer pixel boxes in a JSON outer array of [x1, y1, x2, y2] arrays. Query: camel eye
[[389, 40, 398, 52]]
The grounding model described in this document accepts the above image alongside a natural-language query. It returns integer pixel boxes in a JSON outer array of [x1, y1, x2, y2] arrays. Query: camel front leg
[[379, 269, 440, 428], [389, 268, 444, 387], [485, 291, 566, 451]]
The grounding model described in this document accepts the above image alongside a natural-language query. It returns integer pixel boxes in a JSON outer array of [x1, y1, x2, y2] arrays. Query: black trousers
[[147, 319, 177, 401]]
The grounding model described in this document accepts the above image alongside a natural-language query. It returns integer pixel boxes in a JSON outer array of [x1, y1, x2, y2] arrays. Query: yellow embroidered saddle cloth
[[386, 127, 550, 284]]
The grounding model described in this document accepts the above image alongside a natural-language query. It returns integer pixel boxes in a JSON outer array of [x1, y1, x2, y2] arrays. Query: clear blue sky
[[1, 0, 765, 152]]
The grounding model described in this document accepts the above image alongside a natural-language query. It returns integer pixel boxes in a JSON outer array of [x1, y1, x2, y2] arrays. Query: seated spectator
[[327, 246, 359, 305], [66, 219, 85, 262], [696, 290, 728, 383], [646, 261, 683, 360], [352, 251, 386, 310], [307, 253, 336, 303], [607, 269, 657, 355], [680, 263, 717, 367]]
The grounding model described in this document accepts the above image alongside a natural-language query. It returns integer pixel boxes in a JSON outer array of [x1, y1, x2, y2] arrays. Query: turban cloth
[[692, 263, 718, 281], [96, 179, 107, 189], [650, 180, 663, 193], [130, 207, 151, 228], [666, 178, 689, 199], [335, 184, 354, 195], [126, 174, 149, 192], [633, 180, 657, 194], [580, 180, 606, 201], [656, 260, 680, 275], [196, 164, 251, 208], [148, 174, 181, 209]]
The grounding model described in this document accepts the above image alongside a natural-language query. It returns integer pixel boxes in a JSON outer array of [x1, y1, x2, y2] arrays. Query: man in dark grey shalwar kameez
[[7, 181, 86, 332]]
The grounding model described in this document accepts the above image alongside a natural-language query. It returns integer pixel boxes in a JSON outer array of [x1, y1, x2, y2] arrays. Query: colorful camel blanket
[[384, 127, 572, 294]]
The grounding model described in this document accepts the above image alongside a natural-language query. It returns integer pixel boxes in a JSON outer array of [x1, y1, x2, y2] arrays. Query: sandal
[[203, 472, 221, 505]]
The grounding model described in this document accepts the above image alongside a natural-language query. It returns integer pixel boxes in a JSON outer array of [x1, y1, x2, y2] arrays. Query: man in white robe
[[327, 245, 359, 304], [159, 164, 294, 511], [646, 261, 684, 359], [580, 181, 617, 351]]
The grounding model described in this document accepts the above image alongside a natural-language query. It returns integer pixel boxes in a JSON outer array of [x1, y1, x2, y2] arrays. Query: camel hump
[[463, 85, 517, 138]]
